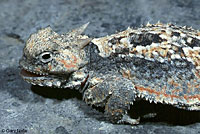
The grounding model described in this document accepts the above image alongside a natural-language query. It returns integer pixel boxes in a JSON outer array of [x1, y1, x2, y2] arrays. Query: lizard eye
[[40, 52, 52, 63]]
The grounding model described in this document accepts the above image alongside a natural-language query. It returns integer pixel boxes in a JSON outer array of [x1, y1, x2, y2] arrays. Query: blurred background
[[0, 0, 199, 133]]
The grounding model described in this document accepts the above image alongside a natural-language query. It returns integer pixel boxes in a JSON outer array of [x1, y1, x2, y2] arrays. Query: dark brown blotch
[[172, 32, 180, 37], [185, 37, 200, 47], [129, 33, 164, 47]]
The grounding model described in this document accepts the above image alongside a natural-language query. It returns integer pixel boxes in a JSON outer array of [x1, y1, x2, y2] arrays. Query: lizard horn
[[77, 38, 92, 49], [69, 22, 90, 37]]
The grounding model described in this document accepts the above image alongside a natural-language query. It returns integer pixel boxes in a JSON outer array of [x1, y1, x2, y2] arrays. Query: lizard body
[[19, 23, 200, 124]]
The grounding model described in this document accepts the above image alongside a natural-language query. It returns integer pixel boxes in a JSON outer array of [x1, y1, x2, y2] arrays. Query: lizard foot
[[117, 114, 140, 125]]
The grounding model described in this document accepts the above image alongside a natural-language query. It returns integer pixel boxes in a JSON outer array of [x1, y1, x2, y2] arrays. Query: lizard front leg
[[83, 74, 140, 124]]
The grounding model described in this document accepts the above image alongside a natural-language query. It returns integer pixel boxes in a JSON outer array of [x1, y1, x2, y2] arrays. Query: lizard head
[[19, 23, 91, 88]]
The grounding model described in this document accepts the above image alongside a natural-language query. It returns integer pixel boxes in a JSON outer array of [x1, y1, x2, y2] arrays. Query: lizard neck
[[84, 42, 119, 75], [62, 67, 89, 90]]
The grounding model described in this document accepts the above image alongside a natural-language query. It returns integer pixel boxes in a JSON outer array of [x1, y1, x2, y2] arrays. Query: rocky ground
[[0, 0, 200, 133]]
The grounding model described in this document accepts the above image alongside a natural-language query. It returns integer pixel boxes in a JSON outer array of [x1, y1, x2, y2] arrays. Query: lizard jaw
[[20, 69, 47, 77], [20, 69, 62, 87], [20, 68, 88, 89]]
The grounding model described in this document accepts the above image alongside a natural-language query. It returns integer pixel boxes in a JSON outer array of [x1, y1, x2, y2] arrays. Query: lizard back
[[91, 23, 200, 110]]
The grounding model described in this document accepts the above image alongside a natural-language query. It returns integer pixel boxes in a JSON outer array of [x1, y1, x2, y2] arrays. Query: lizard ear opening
[[68, 22, 90, 37]]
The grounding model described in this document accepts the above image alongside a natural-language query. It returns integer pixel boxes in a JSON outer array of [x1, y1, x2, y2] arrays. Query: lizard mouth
[[21, 69, 44, 77], [20, 68, 63, 87], [20, 69, 48, 77]]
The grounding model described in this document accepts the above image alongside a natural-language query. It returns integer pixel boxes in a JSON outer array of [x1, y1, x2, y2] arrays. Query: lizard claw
[[117, 114, 140, 125]]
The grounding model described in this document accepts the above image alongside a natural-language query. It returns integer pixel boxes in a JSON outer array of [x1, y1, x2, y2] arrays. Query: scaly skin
[[19, 23, 200, 124]]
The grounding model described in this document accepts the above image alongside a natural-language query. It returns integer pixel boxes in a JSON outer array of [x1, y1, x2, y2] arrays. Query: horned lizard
[[19, 22, 200, 124]]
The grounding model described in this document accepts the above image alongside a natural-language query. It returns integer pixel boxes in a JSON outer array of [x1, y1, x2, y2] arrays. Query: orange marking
[[105, 106, 123, 115], [81, 75, 89, 88], [36, 67, 40, 72], [111, 109, 123, 114], [161, 85, 167, 92], [48, 64, 52, 70], [121, 70, 131, 79], [187, 95, 200, 100], [142, 49, 147, 54], [71, 55, 77, 64], [187, 50, 200, 66], [130, 48, 137, 54], [168, 79, 179, 87], [171, 89, 181, 94], [180, 52, 185, 58], [135, 85, 200, 102], [187, 82, 196, 94], [95, 78, 103, 81], [135, 86, 163, 96], [60, 59, 76, 69], [159, 48, 168, 58], [173, 82, 180, 87], [194, 71, 200, 79], [57, 55, 78, 69]]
